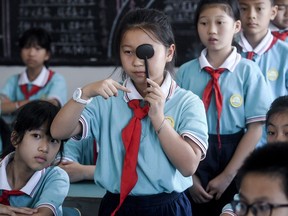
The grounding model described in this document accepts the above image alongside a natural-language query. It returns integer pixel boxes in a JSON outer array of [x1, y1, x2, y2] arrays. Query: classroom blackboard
[[0, 0, 203, 66]]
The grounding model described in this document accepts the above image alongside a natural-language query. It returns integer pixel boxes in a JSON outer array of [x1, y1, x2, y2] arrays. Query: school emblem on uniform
[[230, 94, 242, 108], [267, 68, 279, 81], [165, 116, 175, 128]]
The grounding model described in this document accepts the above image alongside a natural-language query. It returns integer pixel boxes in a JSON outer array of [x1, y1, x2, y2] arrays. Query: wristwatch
[[72, 88, 92, 105]]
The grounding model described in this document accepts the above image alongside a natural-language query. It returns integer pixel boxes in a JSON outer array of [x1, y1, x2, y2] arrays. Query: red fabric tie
[[20, 70, 54, 100], [202, 66, 225, 148], [246, 52, 256, 60], [272, 31, 288, 41], [111, 100, 149, 216], [0, 190, 25, 205]]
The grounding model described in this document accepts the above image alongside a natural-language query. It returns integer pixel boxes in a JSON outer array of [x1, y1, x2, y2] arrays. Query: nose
[[27, 47, 37, 56], [208, 23, 217, 35], [38, 141, 49, 153], [247, 7, 256, 19], [132, 53, 144, 67]]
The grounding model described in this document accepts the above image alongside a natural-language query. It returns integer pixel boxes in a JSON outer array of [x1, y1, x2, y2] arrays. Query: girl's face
[[197, 5, 241, 53], [239, 173, 288, 216], [272, 0, 288, 29], [267, 111, 288, 143], [21, 44, 50, 70], [239, 0, 278, 39], [13, 125, 61, 172], [120, 28, 175, 90]]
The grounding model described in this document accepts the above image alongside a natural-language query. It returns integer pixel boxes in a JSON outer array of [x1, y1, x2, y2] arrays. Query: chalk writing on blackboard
[[0, 0, 202, 66]]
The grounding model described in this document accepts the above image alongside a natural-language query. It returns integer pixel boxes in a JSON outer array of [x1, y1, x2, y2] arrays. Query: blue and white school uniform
[[0, 152, 69, 215], [63, 137, 98, 165], [176, 47, 271, 215], [76, 73, 208, 215], [238, 30, 288, 145], [0, 67, 67, 124]]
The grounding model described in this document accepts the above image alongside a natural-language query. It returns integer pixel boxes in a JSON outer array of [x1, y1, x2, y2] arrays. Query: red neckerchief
[[20, 70, 54, 100]]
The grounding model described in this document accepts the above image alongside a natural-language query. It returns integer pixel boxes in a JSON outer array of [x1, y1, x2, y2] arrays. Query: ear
[[270, 5, 278, 20], [166, 44, 175, 62], [10, 131, 19, 148], [234, 20, 242, 34], [44, 51, 51, 61]]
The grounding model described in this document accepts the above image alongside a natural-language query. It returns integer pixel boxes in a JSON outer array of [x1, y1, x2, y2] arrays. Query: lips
[[35, 156, 47, 163]]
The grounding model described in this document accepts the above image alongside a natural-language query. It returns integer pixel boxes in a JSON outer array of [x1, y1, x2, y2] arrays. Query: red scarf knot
[[0, 190, 25, 205]]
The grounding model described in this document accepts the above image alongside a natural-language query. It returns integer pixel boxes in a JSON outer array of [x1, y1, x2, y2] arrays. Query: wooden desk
[[63, 181, 106, 216]]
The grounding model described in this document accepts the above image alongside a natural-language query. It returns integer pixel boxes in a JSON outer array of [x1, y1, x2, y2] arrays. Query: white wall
[[0, 66, 122, 98]]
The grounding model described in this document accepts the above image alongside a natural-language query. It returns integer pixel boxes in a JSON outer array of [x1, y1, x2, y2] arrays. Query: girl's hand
[[206, 173, 233, 200], [82, 78, 130, 99], [144, 78, 165, 121], [0, 204, 38, 215], [190, 175, 213, 203]]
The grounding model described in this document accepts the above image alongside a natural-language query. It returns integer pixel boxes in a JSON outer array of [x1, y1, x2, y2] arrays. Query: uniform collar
[[18, 67, 50, 87], [123, 72, 177, 102], [199, 46, 241, 72], [0, 152, 44, 197], [239, 30, 274, 55]]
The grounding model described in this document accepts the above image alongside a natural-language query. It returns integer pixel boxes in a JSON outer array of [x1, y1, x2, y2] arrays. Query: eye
[[254, 202, 271, 213], [240, 6, 247, 12], [266, 130, 275, 136], [32, 133, 41, 139], [122, 49, 133, 56], [50, 139, 60, 145]]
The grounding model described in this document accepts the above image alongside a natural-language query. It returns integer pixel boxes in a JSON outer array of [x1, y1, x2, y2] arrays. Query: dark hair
[[194, 0, 241, 27], [1, 100, 64, 162], [237, 142, 288, 198], [0, 117, 11, 153], [113, 8, 176, 79], [18, 27, 52, 67], [266, 95, 288, 128]]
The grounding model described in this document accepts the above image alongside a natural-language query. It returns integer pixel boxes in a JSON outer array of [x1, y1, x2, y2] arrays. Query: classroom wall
[[0, 66, 122, 98]]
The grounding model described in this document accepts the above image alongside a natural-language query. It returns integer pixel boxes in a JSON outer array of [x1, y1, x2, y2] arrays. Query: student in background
[[237, 0, 288, 99], [231, 142, 288, 216], [237, 0, 288, 146], [221, 95, 288, 215], [0, 100, 69, 216], [176, 0, 271, 215], [270, 0, 288, 42], [51, 8, 209, 216], [58, 137, 97, 182], [0, 27, 67, 126]]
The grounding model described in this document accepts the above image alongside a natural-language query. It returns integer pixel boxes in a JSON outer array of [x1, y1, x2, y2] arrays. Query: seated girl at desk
[[0, 100, 69, 216]]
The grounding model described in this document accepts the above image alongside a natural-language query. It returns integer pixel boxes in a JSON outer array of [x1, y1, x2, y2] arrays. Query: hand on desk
[[0, 204, 38, 216], [58, 161, 95, 183]]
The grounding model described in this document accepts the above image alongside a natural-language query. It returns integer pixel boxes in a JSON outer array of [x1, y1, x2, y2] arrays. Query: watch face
[[75, 89, 81, 98]]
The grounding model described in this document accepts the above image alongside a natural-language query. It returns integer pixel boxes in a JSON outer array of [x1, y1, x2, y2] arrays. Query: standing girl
[[51, 8, 209, 216], [0, 27, 67, 126], [176, 0, 271, 215], [0, 100, 69, 216]]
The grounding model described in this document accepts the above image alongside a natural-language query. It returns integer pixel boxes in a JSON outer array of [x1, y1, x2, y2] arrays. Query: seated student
[[58, 137, 98, 182], [270, 0, 288, 42], [0, 27, 67, 126], [0, 117, 11, 158], [0, 100, 69, 216], [231, 142, 288, 216], [221, 95, 288, 215]]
